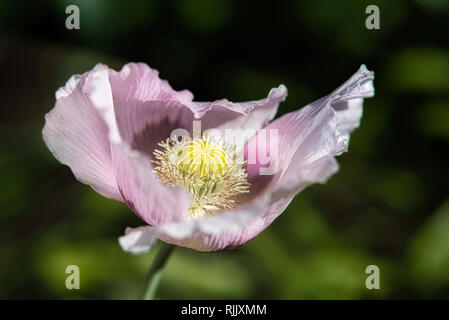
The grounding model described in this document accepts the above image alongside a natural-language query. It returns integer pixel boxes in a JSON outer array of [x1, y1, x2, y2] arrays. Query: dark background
[[0, 0, 448, 299]]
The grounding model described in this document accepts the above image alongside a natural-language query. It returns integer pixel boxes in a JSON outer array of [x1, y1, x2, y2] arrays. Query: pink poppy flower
[[42, 63, 374, 253]]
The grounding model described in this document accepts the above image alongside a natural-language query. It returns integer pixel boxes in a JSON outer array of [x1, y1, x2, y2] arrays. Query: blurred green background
[[0, 0, 448, 299]]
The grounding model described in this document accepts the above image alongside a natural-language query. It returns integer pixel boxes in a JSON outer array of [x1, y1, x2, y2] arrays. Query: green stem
[[139, 243, 174, 300]]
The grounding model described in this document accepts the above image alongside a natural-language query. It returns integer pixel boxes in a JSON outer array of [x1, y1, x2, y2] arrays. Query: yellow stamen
[[153, 136, 250, 219]]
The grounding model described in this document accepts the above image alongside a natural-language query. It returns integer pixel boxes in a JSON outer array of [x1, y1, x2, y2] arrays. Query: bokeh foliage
[[0, 0, 448, 299]]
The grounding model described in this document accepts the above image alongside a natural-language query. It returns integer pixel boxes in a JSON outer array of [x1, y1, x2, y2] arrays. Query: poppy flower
[[42, 63, 374, 252]]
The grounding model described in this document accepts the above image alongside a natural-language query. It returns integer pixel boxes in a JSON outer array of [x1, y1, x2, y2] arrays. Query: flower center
[[177, 140, 228, 179], [153, 136, 250, 219]]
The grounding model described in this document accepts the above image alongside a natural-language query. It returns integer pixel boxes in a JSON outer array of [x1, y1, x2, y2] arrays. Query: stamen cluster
[[153, 136, 250, 218]]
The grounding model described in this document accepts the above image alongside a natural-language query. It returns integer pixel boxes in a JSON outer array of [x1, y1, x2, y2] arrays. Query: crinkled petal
[[111, 142, 191, 225], [108, 63, 196, 158], [120, 188, 294, 252], [109, 62, 194, 104], [194, 85, 288, 147], [108, 63, 287, 155], [42, 65, 122, 201], [276, 64, 374, 190], [119, 226, 158, 254], [119, 65, 374, 252], [80, 64, 192, 225]]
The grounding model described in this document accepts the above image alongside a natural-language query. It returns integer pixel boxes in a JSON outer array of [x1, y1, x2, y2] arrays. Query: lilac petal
[[273, 64, 374, 191], [109, 62, 194, 104], [111, 142, 191, 225], [108, 63, 287, 156], [115, 100, 195, 160], [82, 64, 192, 225], [119, 65, 374, 252], [194, 85, 288, 145], [42, 65, 122, 201], [120, 191, 294, 252], [119, 226, 158, 254], [246, 65, 374, 190], [108, 63, 196, 158]]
